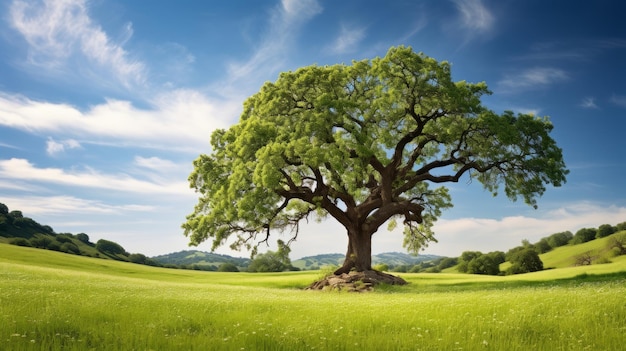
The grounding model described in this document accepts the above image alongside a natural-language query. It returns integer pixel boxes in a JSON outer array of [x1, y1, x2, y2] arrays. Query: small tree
[[534, 238, 552, 253], [457, 251, 483, 273], [596, 224, 616, 238], [247, 240, 293, 272], [75, 233, 91, 245], [574, 252, 594, 266], [218, 263, 240, 272], [507, 248, 543, 274], [0, 202, 8, 215], [608, 233, 626, 256], [129, 253, 148, 264], [571, 228, 597, 244], [95, 239, 126, 255], [467, 254, 499, 275], [547, 231, 573, 248]]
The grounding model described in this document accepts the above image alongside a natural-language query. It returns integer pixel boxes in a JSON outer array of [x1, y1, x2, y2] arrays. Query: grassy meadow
[[1, 244, 625, 351]]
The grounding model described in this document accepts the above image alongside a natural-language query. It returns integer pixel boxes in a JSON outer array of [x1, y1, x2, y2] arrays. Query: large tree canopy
[[183, 46, 568, 274]]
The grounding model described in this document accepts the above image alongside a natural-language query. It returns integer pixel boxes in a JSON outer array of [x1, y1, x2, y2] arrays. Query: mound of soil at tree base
[[306, 270, 407, 292]]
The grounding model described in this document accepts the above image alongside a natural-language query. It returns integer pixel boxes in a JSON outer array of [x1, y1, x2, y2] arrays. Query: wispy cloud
[[0, 158, 190, 195], [610, 94, 626, 108], [580, 97, 599, 109], [225, 0, 322, 88], [0, 90, 236, 152], [453, 0, 494, 33], [1, 195, 155, 215], [517, 38, 626, 62], [9, 0, 146, 88], [498, 67, 568, 92], [327, 24, 366, 54]]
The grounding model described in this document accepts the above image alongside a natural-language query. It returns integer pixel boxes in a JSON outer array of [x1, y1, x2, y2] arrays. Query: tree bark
[[334, 229, 372, 275]]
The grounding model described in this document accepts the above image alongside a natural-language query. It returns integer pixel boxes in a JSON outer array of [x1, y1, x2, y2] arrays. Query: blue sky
[[0, 0, 624, 259]]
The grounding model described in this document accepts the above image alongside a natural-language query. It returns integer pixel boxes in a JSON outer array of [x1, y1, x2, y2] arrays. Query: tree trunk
[[334, 230, 372, 275]]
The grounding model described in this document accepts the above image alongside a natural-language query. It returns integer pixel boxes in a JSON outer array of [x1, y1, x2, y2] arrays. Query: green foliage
[[248, 240, 294, 272], [437, 257, 458, 270], [547, 231, 573, 248], [459, 251, 504, 275], [60, 242, 80, 254], [217, 262, 239, 272], [534, 238, 552, 253], [153, 250, 250, 268], [507, 248, 543, 274], [372, 263, 388, 272], [75, 233, 91, 245], [9, 210, 23, 218], [9, 237, 31, 247], [596, 224, 616, 238], [0, 202, 8, 215], [608, 232, 626, 256], [571, 228, 597, 244], [457, 251, 482, 273], [183, 46, 568, 263], [95, 239, 127, 256]]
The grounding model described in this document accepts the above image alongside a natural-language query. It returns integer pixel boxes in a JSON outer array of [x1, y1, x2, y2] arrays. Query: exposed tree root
[[306, 270, 407, 292]]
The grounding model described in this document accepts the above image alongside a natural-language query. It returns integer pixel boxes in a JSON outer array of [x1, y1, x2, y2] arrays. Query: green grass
[[1, 244, 625, 350], [540, 234, 621, 268]]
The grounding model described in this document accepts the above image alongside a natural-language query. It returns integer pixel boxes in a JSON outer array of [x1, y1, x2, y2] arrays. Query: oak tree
[[183, 46, 567, 276]]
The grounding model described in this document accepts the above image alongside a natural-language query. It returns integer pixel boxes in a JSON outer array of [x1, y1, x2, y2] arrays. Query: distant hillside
[[292, 252, 442, 270], [152, 250, 251, 270], [0, 202, 157, 266]]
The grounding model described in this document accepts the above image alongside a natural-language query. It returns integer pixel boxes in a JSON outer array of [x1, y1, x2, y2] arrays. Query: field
[[1, 244, 625, 350]]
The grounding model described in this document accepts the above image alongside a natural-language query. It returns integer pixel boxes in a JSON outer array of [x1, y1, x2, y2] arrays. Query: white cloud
[[46, 137, 81, 156], [260, 201, 626, 259], [134, 156, 179, 172], [453, 0, 494, 32], [0, 90, 235, 152], [0, 142, 20, 150], [580, 97, 599, 109], [327, 25, 366, 54], [9, 0, 145, 88], [1, 195, 155, 215], [0, 158, 191, 195], [281, 0, 323, 19], [498, 67, 568, 92], [610, 94, 626, 108]]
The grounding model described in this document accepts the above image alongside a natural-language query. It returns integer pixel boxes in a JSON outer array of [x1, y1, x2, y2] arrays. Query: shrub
[[47, 241, 61, 251], [75, 233, 91, 245], [507, 248, 543, 274], [608, 233, 626, 256], [95, 239, 126, 255], [60, 242, 80, 254], [593, 257, 612, 265], [128, 253, 147, 264], [29, 236, 52, 248], [217, 263, 239, 272], [9, 238, 31, 247], [437, 257, 458, 270], [373, 263, 389, 272], [55, 235, 73, 244]]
